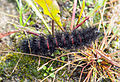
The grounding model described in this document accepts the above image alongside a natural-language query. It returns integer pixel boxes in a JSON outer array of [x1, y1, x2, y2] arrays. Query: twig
[[0, 30, 41, 39], [52, 20, 55, 36], [73, 17, 89, 30], [0, 31, 20, 38]]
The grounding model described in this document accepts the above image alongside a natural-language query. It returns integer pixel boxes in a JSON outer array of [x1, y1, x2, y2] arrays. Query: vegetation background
[[0, 0, 120, 81]]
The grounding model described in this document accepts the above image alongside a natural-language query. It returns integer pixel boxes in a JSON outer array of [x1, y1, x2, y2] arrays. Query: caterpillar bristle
[[19, 27, 100, 56]]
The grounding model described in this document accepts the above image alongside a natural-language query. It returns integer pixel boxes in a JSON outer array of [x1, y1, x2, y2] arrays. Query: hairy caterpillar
[[20, 27, 100, 56]]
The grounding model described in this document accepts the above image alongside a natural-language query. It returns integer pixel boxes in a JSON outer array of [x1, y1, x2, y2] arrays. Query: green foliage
[[97, 59, 103, 63], [0, 53, 57, 81], [87, 0, 107, 17], [61, 57, 66, 61], [42, 66, 55, 78], [35, 0, 62, 27], [16, 0, 31, 26]]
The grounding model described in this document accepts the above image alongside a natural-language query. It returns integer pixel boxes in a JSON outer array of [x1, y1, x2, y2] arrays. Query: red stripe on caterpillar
[[55, 37, 58, 48], [47, 39, 50, 50]]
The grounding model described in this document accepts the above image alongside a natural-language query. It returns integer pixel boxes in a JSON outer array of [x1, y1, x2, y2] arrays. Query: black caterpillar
[[20, 27, 100, 56]]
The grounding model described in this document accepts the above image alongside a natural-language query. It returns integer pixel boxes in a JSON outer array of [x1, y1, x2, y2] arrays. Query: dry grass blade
[[83, 68, 93, 82], [95, 49, 120, 67], [70, 0, 77, 30], [79, 60, 93, 82]]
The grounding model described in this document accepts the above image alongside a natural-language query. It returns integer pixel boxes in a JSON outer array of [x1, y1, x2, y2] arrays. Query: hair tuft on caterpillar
[[19, 27, 100, 56]]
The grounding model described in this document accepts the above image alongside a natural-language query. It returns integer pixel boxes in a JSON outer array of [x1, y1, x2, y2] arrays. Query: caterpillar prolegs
[[20, 27, 100, 56]]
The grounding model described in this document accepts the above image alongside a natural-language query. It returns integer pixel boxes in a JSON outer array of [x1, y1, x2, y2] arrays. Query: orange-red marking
[[47, 40, 50, 50]]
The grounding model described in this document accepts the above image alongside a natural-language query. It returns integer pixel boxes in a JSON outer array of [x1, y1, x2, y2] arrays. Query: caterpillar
[[20, 27, 100, 56]]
